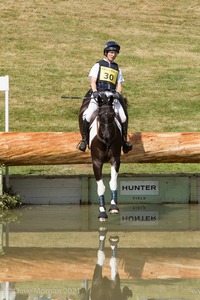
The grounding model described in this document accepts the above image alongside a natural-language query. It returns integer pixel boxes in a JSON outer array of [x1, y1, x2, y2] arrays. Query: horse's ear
[[79, 288, 89, 300]]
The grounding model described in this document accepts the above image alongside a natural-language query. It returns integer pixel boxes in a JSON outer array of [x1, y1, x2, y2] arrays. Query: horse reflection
[[79, 227, 132, 300]]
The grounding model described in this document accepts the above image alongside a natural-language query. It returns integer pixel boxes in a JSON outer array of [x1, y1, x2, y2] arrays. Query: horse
[[79, 90, 128, 222], [79, 227, 133, 300]]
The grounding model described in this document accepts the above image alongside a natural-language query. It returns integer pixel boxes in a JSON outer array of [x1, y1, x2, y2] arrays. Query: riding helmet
[[104, 41, 120, 55]]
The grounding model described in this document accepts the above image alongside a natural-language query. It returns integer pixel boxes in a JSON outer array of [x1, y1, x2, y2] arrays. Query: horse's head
[[98, 91, 115, 121], [97, 91, 114, 107], [94, 91, 121, 147]]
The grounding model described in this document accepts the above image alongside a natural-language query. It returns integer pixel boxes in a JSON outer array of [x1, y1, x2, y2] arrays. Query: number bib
[[99, 66, 118, 84]]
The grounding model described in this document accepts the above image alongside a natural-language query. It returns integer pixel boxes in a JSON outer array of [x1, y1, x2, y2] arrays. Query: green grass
[[0, 0, 199, 175]]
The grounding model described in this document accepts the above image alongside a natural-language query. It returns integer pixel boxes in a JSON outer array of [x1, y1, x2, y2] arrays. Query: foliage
[[0, 208, 21, 224], [0, 187, 23, 210]]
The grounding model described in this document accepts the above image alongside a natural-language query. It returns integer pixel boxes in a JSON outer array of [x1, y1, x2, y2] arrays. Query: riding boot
[[77, 119, 90, 152], [121, 122, 132, 154]]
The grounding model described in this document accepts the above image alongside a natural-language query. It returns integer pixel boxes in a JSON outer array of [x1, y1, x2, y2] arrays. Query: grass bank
[[0, 0, 199, 175]]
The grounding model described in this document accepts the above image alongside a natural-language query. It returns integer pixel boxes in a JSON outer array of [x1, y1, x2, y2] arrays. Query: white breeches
[[83, 96, 127, 124]]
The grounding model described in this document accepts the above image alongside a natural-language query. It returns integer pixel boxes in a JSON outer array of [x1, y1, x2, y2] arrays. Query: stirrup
[[123, 141, 132, 154], [76, 140, 87, 152]]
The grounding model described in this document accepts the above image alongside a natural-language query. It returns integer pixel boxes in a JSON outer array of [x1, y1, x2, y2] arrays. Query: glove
[[93, 91, 99, 102]]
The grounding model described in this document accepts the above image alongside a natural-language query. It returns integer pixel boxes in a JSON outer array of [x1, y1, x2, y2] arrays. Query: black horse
[[79, 90, 128, 222]]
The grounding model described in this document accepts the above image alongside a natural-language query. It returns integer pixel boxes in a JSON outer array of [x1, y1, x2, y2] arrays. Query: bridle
[[97, 104, 117, 147]]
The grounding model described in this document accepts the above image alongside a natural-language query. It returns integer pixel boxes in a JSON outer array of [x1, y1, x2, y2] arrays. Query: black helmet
[[104, 41, 120, 55]]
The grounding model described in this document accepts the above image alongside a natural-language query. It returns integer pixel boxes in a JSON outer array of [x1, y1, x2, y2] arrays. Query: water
[[1, 204, 200, 300]]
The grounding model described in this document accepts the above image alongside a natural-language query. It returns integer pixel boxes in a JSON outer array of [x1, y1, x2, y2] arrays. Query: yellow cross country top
[[99, 66, 118, 84]]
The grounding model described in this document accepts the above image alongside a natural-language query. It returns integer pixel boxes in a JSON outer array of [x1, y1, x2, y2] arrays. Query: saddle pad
[[89, 118, 98, 148]]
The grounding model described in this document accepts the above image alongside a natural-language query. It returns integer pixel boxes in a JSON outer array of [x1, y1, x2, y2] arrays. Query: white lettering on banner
[[120, 180, 159, 195], [120, 211, 159, 226]]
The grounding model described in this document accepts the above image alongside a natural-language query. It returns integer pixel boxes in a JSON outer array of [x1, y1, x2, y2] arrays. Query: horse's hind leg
[[109, 165, 120, 214]]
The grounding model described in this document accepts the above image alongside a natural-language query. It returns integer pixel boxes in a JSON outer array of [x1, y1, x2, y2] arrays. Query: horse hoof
[[98, 211, 108, 222], [109, 236, 119, 246], [109, 204, 119, 214], [99, 217, 108, 222]]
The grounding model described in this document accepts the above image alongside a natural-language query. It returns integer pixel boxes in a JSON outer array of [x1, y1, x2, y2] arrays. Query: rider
[[77, 41, 132, 154]]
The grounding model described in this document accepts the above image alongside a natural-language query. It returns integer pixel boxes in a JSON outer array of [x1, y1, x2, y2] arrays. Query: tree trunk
[[1, 132, 200, 165]]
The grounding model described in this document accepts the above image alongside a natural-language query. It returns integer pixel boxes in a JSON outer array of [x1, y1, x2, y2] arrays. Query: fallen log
[[1, 247, 200, 281], [1, 132, 200, 165]]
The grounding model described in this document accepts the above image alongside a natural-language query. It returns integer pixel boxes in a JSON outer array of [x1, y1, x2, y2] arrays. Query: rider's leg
[[77, 98, 98, 152], [121, 122, 132, 154], [114, 101, 132, 154], [77, 119, 90, 152]]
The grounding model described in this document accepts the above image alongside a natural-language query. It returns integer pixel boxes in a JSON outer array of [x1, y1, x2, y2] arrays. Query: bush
[[0, 188, 23, 210]]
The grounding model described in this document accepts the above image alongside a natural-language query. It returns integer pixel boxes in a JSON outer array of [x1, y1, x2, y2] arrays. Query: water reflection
[[79, 227, 132, 300], [0, 204, 200, 299]]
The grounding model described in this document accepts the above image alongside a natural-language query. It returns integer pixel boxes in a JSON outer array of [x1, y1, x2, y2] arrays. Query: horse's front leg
[[90, 228, 107, 298], [109, 235, 119, 281], [93, 160, 108, 222], [109, 161, 120, 214], [97, 227, 107, 265]]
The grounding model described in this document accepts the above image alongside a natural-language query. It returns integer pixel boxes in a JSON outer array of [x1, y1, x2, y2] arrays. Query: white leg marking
[[111, 199, 116, 205], [110, 257, 117, 280], [97, 250, 105, 266], [109, 165, 118, 191], [97, 179, 105, 197]]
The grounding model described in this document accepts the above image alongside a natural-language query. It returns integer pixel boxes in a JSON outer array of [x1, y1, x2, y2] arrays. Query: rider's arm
[[90, 76, 98, 92], [89, 63, 99, 92], [116, 81, 123, 93], [116, 68, 124, 94]]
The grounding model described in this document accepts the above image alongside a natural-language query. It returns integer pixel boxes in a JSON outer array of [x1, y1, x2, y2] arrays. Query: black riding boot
[[77, 119, 90, 152], [121, 122, 132, 154]]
